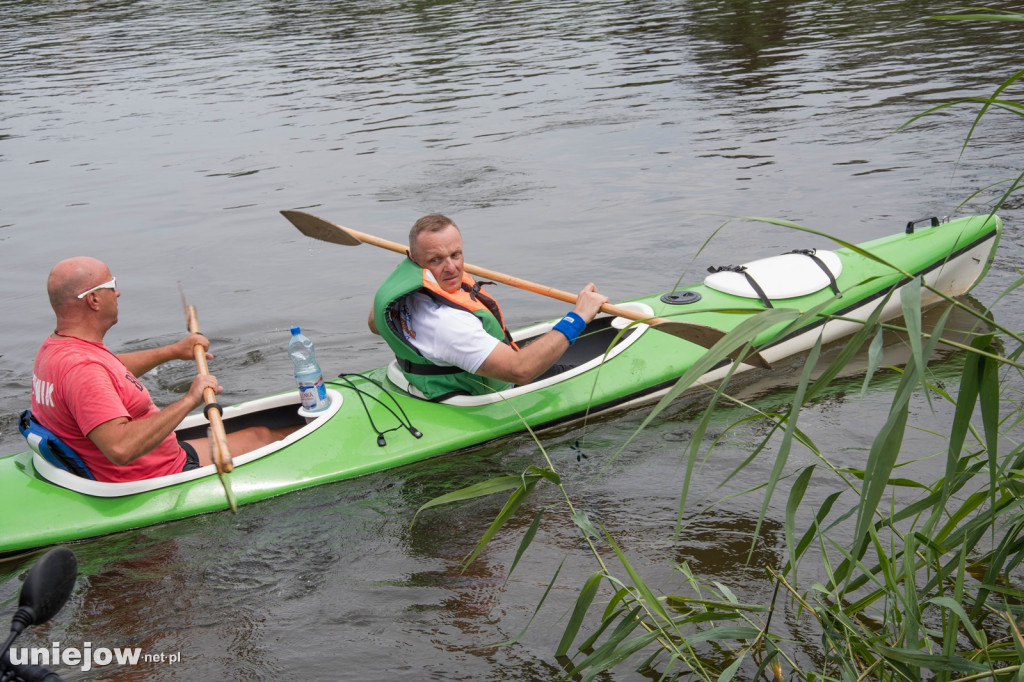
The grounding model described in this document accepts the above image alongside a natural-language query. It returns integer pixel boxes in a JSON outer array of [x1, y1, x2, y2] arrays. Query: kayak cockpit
[[30, 389, 344, 497], [386, 303, 653, 406]]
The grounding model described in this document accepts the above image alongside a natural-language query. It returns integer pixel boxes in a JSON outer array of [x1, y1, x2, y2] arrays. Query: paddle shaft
[[280, 209, 770, 367], [184, 305, 234, 473], [338, 226, 676, 327]]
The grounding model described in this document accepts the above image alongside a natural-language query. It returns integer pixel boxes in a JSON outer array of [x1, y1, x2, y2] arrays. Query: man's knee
[[252, 425, 274, 442], [223, 424, 299, 457]]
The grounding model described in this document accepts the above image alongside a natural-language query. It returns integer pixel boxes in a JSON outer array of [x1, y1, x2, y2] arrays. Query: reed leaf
[[902, 532, 923, 654], [601, 586, 633, 623], [861, 325, 887, 396], [488, 558, 565, 648], [555, 571, 604, 657], [784, 488, 843, 575], [716, 654, 745, 682], [872, 646, 989, 674], [801, 290, 891, 402], [785, 466, 815, 581], [977, 337, 1001, 492], [571, 508, 601, 541], [925, 12, 1024, 22], [930, 596, 984, 650], [851, 360, 915, 564], [504, 508, 544, 588], [901, 276, 927, 396], [561, 605, 645, 679], [751, 334, 821, 559], [568, 628, 665, 682], [578, 599, 627, 652], [620, 307, 801, 460], [940, 549, 969, 672], [412, 473, 537, 523], [461, 475, 541, 571], [602, 526, 673, 625], [683, 625, 763, 645]]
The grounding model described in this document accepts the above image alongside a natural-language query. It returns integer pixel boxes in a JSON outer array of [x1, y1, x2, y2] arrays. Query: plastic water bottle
[[288, 327, 330, 412]]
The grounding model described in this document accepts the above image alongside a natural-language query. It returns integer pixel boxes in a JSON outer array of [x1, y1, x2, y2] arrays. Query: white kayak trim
[[31, 389, 344, 497], [387, 303, 655, 406], [705, 249, 842, 300]]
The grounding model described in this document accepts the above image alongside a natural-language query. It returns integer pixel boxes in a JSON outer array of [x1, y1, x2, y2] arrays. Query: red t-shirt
[[30, 335, 186, 482]]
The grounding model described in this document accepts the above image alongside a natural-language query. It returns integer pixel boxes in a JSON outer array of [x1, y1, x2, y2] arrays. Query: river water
[[1, 1, 1021, 679]]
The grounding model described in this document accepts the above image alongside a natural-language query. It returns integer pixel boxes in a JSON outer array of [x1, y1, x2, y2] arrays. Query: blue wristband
[[552, 311, 586, 345]]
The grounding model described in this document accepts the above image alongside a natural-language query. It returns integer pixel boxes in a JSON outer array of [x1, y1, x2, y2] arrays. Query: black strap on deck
[[707, 264, 773, 308], [788, 249, 840, 296]]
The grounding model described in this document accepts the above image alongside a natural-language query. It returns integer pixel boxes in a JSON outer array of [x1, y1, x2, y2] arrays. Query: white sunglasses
[[76, 276, 117, 299]]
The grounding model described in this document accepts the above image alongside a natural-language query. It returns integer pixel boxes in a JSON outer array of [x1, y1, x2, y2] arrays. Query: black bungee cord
[[329, 372, 423, 447]]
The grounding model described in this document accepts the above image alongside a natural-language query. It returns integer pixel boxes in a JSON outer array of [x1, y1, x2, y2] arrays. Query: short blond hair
[[409, 214, 458, 247]]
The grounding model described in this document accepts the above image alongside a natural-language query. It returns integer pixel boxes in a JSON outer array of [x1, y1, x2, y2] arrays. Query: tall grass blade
[[461, 475, 541, 570], [505, 508, 544, 588], [851, 362, 916, 563], [555, 571, 604, 657], [861, 327, 885, 399], [784, 489, 842, 575], [487, 558, 565, 648], [978, 338, 1001, 486], [873, 646, 988, 674], [572, 509, 601, 541], [750, 334, 822, 560], [785, 466, 815, 580], [561, 605, 645, 680], [900, 277, 929, 400], [602, 526, 672, 624], [412, 474, 538, 523]]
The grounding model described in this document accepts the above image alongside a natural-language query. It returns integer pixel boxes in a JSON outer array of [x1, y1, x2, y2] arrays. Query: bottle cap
[[290, 326, 300, 335]]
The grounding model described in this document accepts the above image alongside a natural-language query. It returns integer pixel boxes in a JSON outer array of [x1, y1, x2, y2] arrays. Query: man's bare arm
[[87, 374, 220, 466], [476, 283, 607, 385], [116, 333, 210, 377]]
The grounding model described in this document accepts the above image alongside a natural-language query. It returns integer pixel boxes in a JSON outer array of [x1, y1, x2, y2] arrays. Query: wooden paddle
[[178, 286, 237, 512], [280, 209, 769, 368]]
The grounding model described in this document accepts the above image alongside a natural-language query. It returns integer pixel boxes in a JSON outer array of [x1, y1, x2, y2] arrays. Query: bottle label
[[297, 376, 329, 411]]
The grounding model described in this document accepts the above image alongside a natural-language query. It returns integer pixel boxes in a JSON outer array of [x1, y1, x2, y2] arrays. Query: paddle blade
[[650, 320, 772, 369], [281, 210, 362, 246], [650, 319, 726, 349], [17, 547, 77, 627]]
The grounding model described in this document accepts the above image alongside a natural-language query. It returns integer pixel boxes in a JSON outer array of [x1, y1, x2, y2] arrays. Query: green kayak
[[0, 214, 1001, 557]]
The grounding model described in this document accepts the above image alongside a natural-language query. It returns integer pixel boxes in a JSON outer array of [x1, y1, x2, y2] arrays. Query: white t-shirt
[[396, 291, 502, 373]]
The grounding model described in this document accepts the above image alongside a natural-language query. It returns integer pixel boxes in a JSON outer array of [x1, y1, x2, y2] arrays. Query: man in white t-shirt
[[392, 289, 504, 375], [369, 214, 608, 399]]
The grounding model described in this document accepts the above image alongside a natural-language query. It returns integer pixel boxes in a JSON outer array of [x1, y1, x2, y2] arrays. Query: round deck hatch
[[661, 290, 702, 305]]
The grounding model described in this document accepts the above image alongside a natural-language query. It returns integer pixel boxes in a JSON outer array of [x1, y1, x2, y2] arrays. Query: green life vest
[[373, 258, 513, 400]]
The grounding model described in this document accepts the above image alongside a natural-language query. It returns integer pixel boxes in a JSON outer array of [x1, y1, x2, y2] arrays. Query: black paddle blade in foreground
[[281, 210, 362, 246], [17, 546, 77, 627]]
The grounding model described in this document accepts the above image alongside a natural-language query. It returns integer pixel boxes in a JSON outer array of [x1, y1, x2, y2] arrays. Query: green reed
[[414, 8, 1024, 680]]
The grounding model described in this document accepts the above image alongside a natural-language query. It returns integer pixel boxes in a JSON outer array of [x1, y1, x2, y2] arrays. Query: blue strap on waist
[[18, 410, 96, 480]]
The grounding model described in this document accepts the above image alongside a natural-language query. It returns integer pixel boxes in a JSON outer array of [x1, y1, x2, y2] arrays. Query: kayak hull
[[0, 215, 1001, 557]]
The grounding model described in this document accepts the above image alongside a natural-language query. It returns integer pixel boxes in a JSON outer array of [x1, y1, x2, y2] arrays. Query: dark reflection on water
[[676, 510, 784, 580], [1, 0, 1022, 678]]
